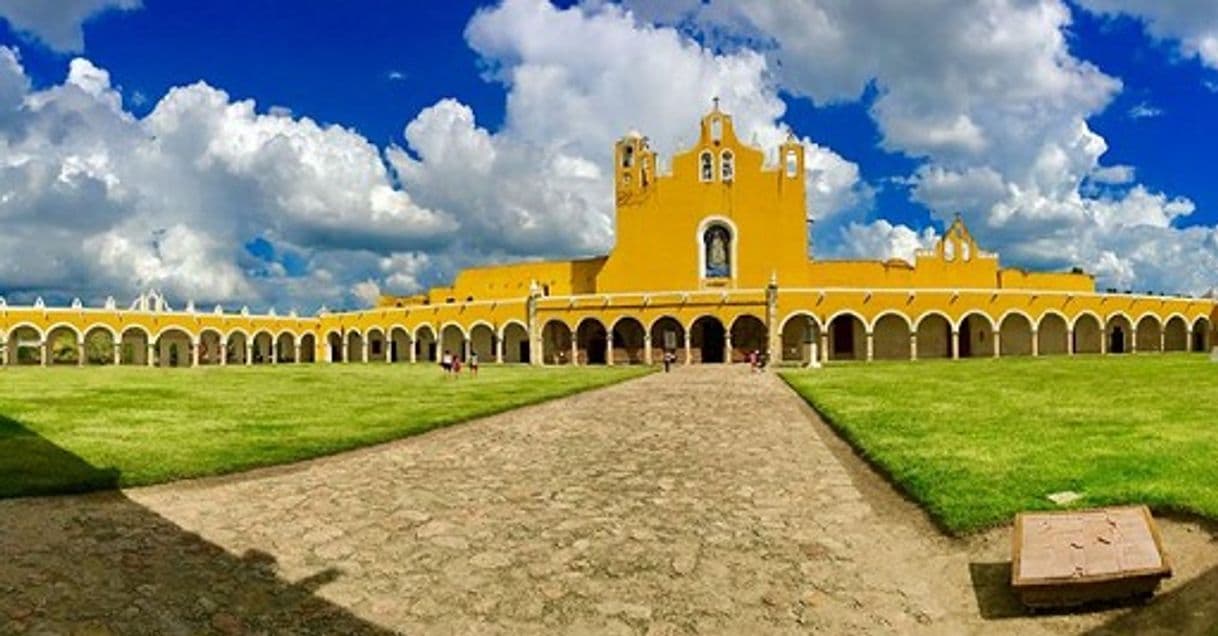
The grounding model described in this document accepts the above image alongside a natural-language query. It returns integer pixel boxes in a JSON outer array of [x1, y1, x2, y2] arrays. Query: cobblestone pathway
[[2, 366, 1216, 634]]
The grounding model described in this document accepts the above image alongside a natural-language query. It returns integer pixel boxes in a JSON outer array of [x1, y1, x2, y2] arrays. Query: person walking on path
[[469, 352, 479, 377], [440, 350, 453, 377], [452, 355, 462, 378]]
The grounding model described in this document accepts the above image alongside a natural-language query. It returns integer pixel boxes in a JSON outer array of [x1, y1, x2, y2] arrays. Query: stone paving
[[1, 366, 1216, 634]]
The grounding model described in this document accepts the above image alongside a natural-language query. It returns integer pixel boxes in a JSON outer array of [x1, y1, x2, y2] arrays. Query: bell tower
[[614, 130, 655, 207]]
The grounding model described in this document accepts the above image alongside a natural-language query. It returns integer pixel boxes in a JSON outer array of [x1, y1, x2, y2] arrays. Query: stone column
[[271, 341, 279, 365], [819, 332, 829, 364], [526, 284, 541, 367], [951, 331, 960, 360], [295, 343, 303, 363], [362, 340, 370, 363], [191, 340, 200, 367], [147, 343, 155, 367], [1067, 329, 1075, 356], [764, 275, 779, 364], [865, 332, 874, 362], [1159, 331, 1166, 353], [1100, 329, 1107, 355], [1031, 329, 1039, 357], [495, 335, 504, 364], [606, 333, 614, 366], [245, 343, 253, 366], [569, 337, 579, 366], [684, 331, 693, 365], [77, 340, 85, 367], [409, 340, 418, 363], [992, 332, 1001, 358], [909, 333, 918, 361], [723, 333, 732, 364], [1130, 329, 1138, 354], [112, 342, 121, 366], [643, 334, 653, 365]]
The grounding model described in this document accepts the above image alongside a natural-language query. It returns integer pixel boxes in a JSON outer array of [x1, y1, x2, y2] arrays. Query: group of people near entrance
[[658, 349, 768, 372], [439, 350, 478, 378]]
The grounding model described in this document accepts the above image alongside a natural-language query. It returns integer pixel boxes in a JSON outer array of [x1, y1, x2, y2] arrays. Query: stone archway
[[729, 315, 766, 363], [155, 329, 193, 368], [1135, 316, 1162, 353], [252, 332, 273, 364], [872, 313, 911, 360], [1037, 314, 1069, 355], [576, 319, 609, 365], [915, 314, 952, 359], [10, 325, 44, 365], [501, 323, 530, 363], [542, 320, 573, 365], [83, 326, 115, 365], [610, 318, 646, 364], [326, 332, 343, 363], [366, 329, 387, 362], [440, 325, 466, 362], [958, 313, 994, 358], [299, 333, 317, 363], [276, 332, 297, 363], [1164, 317, 1188, 352], [690, 316, 727, 364], [999, 313, 1033, 356], [1193, 318, 1212, 353], [45, 325, 81, 366], [122, 327, 151, 365], [415, 326, 437, 362], [469, 324, 495, 363], [1106, 315, 1132, 354], [198, 330, 223, 365], [1073, 314, 1102, 354], [649, 317, 685, 364], [346, 331, 365, 363], [389, 327, 411, 362], [780, 314, 821, 364], [827, 314, 865, 361]]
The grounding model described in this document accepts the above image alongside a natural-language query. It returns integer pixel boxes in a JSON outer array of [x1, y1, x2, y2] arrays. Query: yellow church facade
[[1, 107, 1215, 368]]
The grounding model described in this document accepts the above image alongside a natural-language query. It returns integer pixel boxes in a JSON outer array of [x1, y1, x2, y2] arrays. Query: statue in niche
[[704, 225, 731, 278]]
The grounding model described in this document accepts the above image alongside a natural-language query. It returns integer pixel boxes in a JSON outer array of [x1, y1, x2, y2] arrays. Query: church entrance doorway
[[691, 316, 726, 363]]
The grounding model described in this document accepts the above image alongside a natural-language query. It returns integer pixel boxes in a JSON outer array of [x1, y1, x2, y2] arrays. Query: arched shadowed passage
[[576, 319, 608, 365], [414, 326, 437, 362], [198, 330, 223, 365], [1037, 314, 1069, 355], [1106, 315, 1133, 354], [440, 325, 466, 362], [542, 320, 573, 365], [999, 314, 1033, 356], [1136, 316, 1162, 353], [1073, 314, 1102, 354], [649, 317, 685, 364], [1194, 318, 1212, 353], [155, 329, 193, 368], [690, 316, 726, 364], [915, 314, 951, 359], [389, 327, 411, 362], [958, 313, 994, 358], [122, 328, 151, 365], [469, 324, 495, 363], [346, 331, 365, 363], [827, 314, 865, 361], [502, 323, 529, 363], [611, 318, 645, 364], [45, 325, 81, 366], [83, 327, 115, 365], [366, 329, 386, 362], [326, 332, 343, 363], [299, 333, 317, 363], [251, 332, 273, 364], [872, 314, 911, 360], [1164, 317, 1188, 352], [780, 314, 821, 364], [276, 332, 296, 363], [10, 326, 44, 365], [729, 315, 767, 363]]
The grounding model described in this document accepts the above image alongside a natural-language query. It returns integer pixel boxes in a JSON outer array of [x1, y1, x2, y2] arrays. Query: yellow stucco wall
[[2, 107, 1215, 367]]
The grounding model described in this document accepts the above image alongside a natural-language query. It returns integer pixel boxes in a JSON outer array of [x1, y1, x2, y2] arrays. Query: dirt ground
[[0, 366, 1215, 634]]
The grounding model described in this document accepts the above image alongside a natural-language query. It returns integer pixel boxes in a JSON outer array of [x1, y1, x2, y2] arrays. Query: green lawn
[[781, 355, 1218, 535], [0, 364, 649, 498]]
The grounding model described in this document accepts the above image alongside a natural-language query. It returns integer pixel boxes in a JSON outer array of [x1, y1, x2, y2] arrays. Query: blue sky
[[2, 0, 1218, 308]]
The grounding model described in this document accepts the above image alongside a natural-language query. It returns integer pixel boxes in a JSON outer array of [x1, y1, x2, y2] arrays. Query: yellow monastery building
[[1, 107, 1215, 368]]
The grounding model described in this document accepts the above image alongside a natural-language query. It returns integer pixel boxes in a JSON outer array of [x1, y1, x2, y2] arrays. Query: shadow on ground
[[0, 415, 393, 634]]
